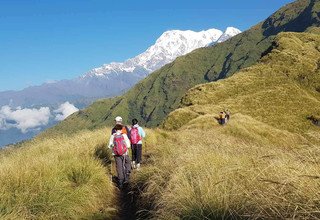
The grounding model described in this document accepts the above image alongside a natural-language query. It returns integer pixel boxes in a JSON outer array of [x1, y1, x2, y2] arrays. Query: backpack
[[130, 127, 141, 144], [113, 134, 127, 156]]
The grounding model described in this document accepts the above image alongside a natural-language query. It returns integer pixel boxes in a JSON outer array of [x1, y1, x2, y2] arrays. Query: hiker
[[225, 109, 230, 123], [111, 116, 131, 140], [130, 118, 146, 170], [108, 124, 131, 188], [219, 111, 226, 125], [111, 116, 132, 185]]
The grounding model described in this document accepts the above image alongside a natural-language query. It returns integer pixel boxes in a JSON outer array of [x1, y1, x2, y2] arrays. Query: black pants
[[131, 144, 142, 164], [114, 155, 131, 183]]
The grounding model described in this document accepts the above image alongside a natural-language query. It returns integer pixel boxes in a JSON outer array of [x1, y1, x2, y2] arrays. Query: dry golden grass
[[134, 117, 320, 219], [0, 128, 116, 220], [163, 32, 320, 133], [132, 32, 320, 219]]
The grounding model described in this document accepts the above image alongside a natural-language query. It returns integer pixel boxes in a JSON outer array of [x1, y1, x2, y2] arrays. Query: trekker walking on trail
[[225, 109, 230, 123], [108, 124, 131, 189], [112, 116, 131, 140], [130, 118, 146, 170], [219, 111, 226, 125]]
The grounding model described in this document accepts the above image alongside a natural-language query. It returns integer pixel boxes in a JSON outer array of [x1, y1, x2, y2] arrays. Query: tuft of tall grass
[[135, 125, 320, 219], [0, 128, 116, 220]]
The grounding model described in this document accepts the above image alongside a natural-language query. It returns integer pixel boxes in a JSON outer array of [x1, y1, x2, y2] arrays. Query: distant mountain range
[[0, 27, 241, 147], [0, 27, 240, 108], [43, 0, 320, 137]]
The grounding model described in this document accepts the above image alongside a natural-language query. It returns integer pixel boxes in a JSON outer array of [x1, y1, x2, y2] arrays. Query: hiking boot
[[136, 163, 141, 171]]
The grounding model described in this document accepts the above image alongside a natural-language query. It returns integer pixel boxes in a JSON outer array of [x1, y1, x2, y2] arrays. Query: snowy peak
[[84, 27, 240, 78], [216, 27, 241, 43], [156, 28, 223, 45], [134, 28, 223, 71]]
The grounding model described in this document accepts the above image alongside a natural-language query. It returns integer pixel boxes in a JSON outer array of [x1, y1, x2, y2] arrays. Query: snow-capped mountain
[[208, 27, 241, 46], [84, 28, 224, 78], [0, 26, 241, 148], [217, 27, 242, 43], [0, 27, 241, 108]]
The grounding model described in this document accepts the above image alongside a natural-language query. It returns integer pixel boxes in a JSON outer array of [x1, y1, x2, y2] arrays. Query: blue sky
[[0, 0, 294, 92]]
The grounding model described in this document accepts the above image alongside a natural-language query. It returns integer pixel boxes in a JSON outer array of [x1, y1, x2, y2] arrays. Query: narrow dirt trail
[[113, 183, 138, 220]]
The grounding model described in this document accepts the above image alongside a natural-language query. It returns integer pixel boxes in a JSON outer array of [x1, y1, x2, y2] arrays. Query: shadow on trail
[[112, 154, 154, 220], [94, 143, 153, 220], [113, 182, 138, 220]]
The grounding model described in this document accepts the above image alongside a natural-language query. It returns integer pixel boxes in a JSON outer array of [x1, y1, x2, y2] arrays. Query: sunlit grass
[[135, 118, 320, 219], [0, 128, 116, 220], [133, 32, 320, 219]]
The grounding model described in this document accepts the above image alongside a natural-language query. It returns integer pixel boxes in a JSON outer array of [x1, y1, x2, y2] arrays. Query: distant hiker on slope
[[130, 118, 146, 170], [225, 109, 230, 123], [219, 111, 226, 125], [108, 124, 131, 189]]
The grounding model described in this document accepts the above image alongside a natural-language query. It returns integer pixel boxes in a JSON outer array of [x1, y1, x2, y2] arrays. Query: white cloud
[[0, 105, 51, 133], [54, 102, 79, 121]]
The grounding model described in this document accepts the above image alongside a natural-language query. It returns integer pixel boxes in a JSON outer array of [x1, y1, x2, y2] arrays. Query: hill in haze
[[43, 0, 320, 137]]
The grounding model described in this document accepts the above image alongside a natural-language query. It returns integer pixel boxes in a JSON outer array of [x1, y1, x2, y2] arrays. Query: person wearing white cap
[[111, 116, 130, 139], [110, 116, 132, 186], [115, 116, 123, 123]]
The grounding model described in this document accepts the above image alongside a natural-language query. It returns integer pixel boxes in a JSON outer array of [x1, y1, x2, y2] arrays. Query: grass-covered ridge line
[[131, 31, 320, 219], [0, 129, 116, 219], [42, 0, 320, 138], [163, 31, 320, 134]]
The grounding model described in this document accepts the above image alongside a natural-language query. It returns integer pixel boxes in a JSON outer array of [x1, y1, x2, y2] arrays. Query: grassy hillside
[[162, 31, 320, 134], [131, 31, 320, 219], [42, 0, 320, 138], [1, 31, 320, 219], [0, 129, 116, 220], [134, 123, 320, 219]]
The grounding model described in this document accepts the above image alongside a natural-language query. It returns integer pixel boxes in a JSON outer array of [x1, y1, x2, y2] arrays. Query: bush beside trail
[[0, 129, 116, 220]]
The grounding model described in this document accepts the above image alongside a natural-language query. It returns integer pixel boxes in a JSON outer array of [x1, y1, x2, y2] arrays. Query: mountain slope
[[162, 31, 320, 133], [43, 0, 320, 137], [0, 28, 237, 108], [133, 30, 320, 219]]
